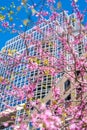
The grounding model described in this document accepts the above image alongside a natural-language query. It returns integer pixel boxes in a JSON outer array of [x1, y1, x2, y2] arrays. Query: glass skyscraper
[[0, 11, 82, 129]]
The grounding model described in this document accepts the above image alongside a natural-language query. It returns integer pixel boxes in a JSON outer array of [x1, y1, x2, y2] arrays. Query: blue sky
[[0, 0, 87, 49]]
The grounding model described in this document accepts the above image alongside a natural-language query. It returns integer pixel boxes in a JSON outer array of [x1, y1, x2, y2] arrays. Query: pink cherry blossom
[[2, 22, 9, 28]]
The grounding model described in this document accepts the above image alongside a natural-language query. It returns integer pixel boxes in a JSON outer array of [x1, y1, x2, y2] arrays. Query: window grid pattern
[[75, 42, 85, 57]]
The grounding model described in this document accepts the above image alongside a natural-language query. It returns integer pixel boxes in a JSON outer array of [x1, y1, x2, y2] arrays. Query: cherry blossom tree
[[0, 0, 87, 130]]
